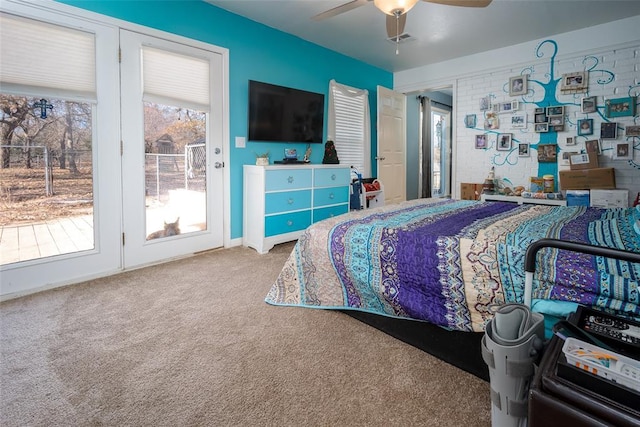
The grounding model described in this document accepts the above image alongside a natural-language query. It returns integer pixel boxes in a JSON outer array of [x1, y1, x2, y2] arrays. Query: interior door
[[377, 86, 406, 205], [120, 30, 224, 268]]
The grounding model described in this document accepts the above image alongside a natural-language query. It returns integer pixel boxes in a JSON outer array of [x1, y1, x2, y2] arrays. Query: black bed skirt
[[342, 311, 489, 382]]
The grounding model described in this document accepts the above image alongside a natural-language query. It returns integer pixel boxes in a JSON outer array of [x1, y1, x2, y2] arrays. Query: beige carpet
[[0, 242, 490, 426]]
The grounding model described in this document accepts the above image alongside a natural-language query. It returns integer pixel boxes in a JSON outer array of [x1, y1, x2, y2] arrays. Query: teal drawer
[[314, 167, 350, 188], [265, 169, 312, 191], [313, 204, 349, 223], [265, 190, 311, 214], [265, 210, 311, 237], [313, 186, 349, 207]]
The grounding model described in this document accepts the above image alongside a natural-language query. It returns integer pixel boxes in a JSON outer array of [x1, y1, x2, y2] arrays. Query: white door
[[377, 86, 406, 205], [0, 6, 122, 296], [120, 30, 224, 268]]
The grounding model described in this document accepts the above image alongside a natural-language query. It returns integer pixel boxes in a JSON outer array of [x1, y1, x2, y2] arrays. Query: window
[[328, 80, 370, 177]]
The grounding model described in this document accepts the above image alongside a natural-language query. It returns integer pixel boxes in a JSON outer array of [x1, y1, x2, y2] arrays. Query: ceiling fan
[[312, 0, 492, 53]]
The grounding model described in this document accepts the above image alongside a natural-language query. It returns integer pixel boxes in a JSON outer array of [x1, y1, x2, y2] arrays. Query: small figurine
[[303, 144, 312, 163], [322, 140, 339, 164]]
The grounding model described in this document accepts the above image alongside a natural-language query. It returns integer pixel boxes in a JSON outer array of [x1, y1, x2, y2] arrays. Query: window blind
[[0, 12, 96, 101], [142, 46, 210, 112], [328, 80, 370, 177]]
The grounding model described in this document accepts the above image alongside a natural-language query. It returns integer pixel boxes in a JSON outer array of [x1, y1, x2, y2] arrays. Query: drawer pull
[[287, 176, 294, 184], [329, 193, 335, 199], [331, 174, 336, 180], [288, 198, 294, 205], [287, 220, 293, 227]]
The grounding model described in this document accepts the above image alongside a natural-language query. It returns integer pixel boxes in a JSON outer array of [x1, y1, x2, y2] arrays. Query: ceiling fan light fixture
[[373, 0, 419, 15]]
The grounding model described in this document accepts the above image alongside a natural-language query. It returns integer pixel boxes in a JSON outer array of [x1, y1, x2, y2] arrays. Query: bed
[[265, 198, 640, 376]]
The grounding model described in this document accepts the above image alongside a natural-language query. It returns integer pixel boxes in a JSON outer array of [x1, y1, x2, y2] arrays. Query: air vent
[[387, 33, 415, 43]]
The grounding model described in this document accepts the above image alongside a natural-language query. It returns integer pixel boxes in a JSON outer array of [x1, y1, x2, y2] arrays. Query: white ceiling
[[205, 0, 640, 73]]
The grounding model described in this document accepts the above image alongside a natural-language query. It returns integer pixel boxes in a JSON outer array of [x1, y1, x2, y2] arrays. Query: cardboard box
[[566, 190, 590, 206], [460, 183, 483, 200], [590, 189, 629, 208], [559, 168, 616, 190], [569, 152, 599, 170]]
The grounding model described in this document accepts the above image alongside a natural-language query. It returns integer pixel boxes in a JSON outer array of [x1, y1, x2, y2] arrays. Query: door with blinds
[[0, 8, 121, 296], [120, 30, 224, 268]]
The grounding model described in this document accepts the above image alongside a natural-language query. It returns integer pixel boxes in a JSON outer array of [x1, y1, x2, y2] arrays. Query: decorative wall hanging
[[585, 139, 601, 154], [510, 114, 527, 129], [475, 134, 487, 149], [605, 96, 636, 118], [581, 96, 597, 113], [497, 133, 512, 150], [577, 118, 593, 136], [32, 98, 53, 119], [566, 136, 576, 146], [484, 112, 499, 130], [547, 106, 564, 116], [560, 71, 588, 93], [537, 144, 557, 162], [600, 122, 618, 139], [465, 114, 477, 128], [509, 75, 528, 96], [626, 125, 640, 137], [518, 143, 530, 157], [614, 142, 632, 160], [493, 100, 519, 114], [534, 123, 548, 133]]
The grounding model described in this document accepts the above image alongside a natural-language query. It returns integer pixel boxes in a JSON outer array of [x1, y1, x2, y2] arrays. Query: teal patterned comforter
[[266, 199, 640, 332]]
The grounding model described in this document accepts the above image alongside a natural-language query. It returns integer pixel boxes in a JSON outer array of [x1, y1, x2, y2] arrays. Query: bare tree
[[0, 96, 31, 168]]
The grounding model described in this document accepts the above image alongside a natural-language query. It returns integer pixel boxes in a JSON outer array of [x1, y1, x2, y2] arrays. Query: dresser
[[243, 164, 351, 254]]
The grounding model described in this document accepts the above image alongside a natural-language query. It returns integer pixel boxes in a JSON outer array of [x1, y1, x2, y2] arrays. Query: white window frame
[[328, 79, 370, 178]]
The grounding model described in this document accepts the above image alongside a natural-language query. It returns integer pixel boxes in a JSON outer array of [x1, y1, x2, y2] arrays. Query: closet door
[[120, 30, 225, 268]]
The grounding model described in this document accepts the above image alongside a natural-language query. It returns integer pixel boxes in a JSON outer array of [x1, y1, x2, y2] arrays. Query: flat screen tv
[[248, 80, 324, 143]]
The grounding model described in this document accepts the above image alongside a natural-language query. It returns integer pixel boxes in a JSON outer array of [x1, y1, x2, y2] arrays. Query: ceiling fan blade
[[386, 13, 407, 39], [311, 0, 371, 21], [424, 0, 492, 7]]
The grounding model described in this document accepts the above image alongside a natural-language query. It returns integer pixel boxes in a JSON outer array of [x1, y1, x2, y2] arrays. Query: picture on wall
[[534, 123, 548, 133], [585, 139, 601, 154], [497, 133, 512, 151], [600, 122, 618, 139], [560, 71, 588, 92], [465, 114, 477, 128], [538, 144, 557, 162], [547, 106, 564, 116], [475, 134, 487, 149], [605, 96, 636, 118], [510, 114, 527, 129], [509, 75, 528, 96], [479, 96, 490, 111], [577, 118, 593, 136], [614, 142, 632, 160], [484, 112, 499, 130], [518, 143, 530, 157], [581, 96, 597, 113], [566, 136, 576, 146], [561, 151, 578, 166], [493, 100, 519, 114], [626, 125, 640, 137]]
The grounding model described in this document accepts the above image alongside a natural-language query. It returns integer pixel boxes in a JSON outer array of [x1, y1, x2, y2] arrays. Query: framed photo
[[534, 108, 545, 114], [518, 143, 530, 157], [497, 133, 512, 151], [484, 112, 499, 130], [561, 151, 578, 166], [605, 96, 636, 118], [581, 96, 597, 113], [626, 125, 640, 137], [549, 116, 564, 126], [600, 122, 618, 139], [585, 139, 601, 154], [534, 113, 547, 124], [479, 96, 490, 111], [465, 114, 477, 128], [577, 118, 593, 136], [614, 142, 632, 160], [493, 101, 518, 114], [553, 124, 565, 132], [534, 123, 548, 133], [566, 136, 576, 146], [538, 144, 557, 162], [560, 71, 588, 92], [509, 75, 528, 96], [475, 134, 487, 149], [510, 114, 527, 129], [547, 106, 564, 116]]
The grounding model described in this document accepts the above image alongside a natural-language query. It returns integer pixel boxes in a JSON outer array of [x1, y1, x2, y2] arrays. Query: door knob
[[214, 161, 224, 169]]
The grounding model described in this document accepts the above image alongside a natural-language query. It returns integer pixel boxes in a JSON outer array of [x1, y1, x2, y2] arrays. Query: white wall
[[395, 15, 640, 205]]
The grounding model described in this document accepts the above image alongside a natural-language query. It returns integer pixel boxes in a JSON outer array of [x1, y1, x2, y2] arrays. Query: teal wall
[[59, 0, 392, 240]]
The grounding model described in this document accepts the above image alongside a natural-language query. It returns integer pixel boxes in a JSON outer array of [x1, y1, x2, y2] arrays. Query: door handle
[[214, 161, 224, 169], [375, 156, 386, 161]]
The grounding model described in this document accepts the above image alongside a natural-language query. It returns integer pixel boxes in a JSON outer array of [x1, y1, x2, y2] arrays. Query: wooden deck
[[0, 215, 94, 265]]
